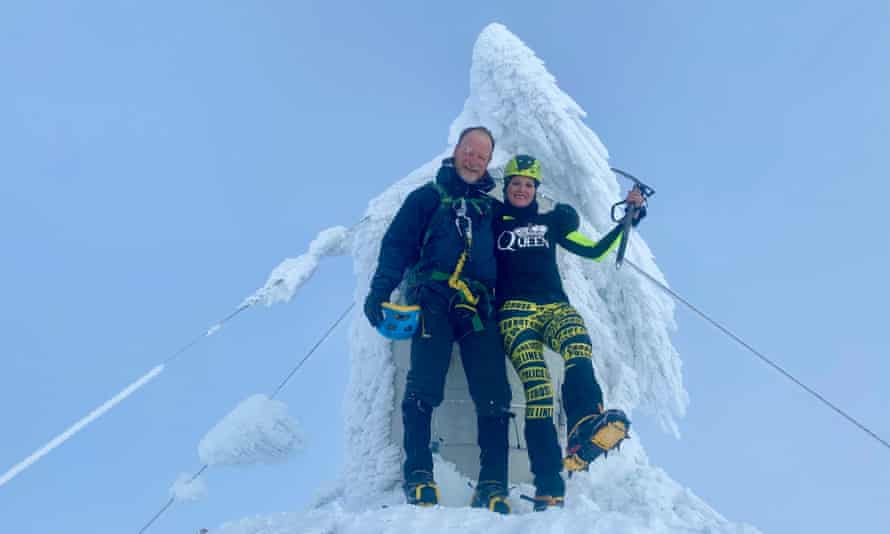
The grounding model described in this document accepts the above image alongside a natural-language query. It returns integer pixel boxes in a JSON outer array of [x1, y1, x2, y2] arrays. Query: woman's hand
[[626, 187, 644, 208], [626, 187, 647, 224]]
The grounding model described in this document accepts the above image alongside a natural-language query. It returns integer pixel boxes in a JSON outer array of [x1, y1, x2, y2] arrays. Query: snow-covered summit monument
[[237, 23, 758, 534]]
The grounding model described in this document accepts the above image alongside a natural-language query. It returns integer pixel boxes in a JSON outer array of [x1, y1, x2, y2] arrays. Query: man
[[364, 127, 512, 513]]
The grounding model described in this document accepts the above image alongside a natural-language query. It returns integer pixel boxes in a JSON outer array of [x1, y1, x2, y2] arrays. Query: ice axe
[[610, 167, 655, 268]]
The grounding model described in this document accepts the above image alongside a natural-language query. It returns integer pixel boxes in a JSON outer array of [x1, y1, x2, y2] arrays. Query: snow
[[228, 22, 755, 534], [245, 225, 352, 307], [216, 451, 758, 534], [171, 472, 208, 502], [199, 394, 305, 467]]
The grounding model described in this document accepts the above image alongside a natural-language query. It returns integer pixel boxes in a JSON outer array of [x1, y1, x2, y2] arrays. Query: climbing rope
[[624, 258, 890, 451]]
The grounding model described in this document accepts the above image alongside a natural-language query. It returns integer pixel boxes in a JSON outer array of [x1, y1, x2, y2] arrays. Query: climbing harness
[[448, 197, 479, 306]]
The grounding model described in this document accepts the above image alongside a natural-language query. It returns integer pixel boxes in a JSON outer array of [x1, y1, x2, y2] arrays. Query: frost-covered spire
[[456, 22, 688, 435], [454, 23, 613, 212]]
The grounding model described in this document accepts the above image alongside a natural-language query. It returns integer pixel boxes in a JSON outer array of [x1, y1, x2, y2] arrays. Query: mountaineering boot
[[529, 472, 565, 511], [403, 470, 440, 506], [526, 493, 565, 512], [470, 480, 511, 514], [564, 408, 631, 472]]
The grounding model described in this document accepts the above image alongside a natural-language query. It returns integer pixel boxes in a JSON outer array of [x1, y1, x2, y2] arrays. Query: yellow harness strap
[[448, 249, 479, 305]]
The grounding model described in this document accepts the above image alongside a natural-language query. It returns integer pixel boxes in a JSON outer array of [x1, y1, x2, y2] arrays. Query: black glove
[[553, 203, 580, 232], [363, 290, 389, 328], [631, 204, 647, 227]]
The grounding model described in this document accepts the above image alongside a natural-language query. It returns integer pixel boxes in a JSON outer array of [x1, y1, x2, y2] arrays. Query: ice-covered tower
[[330, 23, 687, 498]]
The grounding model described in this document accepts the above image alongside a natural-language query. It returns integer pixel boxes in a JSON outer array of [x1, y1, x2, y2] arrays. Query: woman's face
[[506, 175, 536, 208]]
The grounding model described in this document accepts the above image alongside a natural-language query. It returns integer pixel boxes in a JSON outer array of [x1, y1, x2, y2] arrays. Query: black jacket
[[493, 200, 625, 306], [370, 159, 498, 297]]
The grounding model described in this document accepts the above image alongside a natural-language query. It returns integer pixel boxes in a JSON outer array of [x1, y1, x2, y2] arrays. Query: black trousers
[[402, 285, 512, 484]]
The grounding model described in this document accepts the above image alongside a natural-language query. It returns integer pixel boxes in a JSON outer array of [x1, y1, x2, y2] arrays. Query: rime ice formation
[[199, 394, 305, 467]]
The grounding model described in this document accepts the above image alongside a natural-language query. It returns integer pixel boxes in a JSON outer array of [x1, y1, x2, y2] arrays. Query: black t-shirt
[[493, 201, 624, 306]]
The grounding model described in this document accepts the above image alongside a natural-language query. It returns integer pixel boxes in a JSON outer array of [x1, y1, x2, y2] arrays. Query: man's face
[[453, 130, 493, 184]]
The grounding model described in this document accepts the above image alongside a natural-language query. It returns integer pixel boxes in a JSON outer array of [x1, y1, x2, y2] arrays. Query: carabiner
[[454, 198, 473, 242]]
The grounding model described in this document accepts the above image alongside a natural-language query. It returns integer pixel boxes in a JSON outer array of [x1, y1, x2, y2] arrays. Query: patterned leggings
[[498, 300, 603, 487]]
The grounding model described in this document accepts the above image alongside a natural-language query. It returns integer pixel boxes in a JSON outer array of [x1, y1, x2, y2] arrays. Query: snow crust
[[217, 447, 758, 534], [199, 394, 305, 466], [232, 22, 756, 534]]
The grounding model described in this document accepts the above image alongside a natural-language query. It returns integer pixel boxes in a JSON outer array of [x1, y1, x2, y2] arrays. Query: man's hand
[[363, 291, 389, 327]]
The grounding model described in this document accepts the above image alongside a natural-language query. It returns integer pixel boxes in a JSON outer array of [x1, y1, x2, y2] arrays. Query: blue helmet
[[377, 302, 421, 340]]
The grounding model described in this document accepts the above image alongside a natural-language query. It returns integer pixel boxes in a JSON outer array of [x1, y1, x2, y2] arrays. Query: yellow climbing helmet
[[504, 154, 542, 183]]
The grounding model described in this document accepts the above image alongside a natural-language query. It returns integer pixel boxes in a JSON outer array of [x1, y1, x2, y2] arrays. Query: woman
[[494, 155, 645, 511]]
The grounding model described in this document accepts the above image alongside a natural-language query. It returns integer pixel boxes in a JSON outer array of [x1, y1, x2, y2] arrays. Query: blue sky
[[1, 2, 888, 533]]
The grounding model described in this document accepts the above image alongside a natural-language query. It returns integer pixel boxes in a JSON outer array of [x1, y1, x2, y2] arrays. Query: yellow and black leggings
[[498, 300, 604, 489]]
